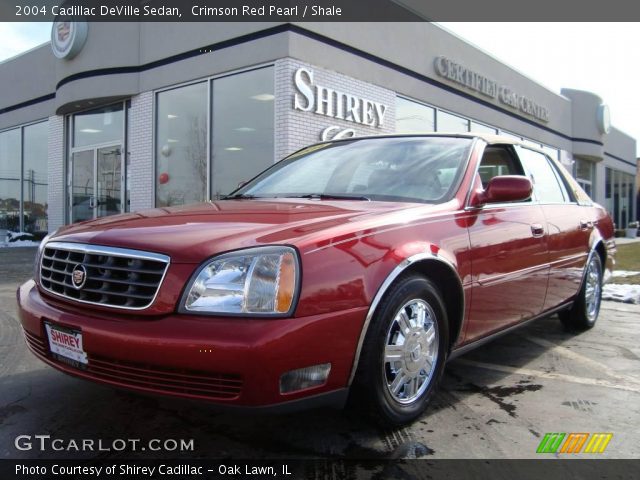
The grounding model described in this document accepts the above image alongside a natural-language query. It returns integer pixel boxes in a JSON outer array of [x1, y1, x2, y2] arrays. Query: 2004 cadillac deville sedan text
[[18, 134, 615, 425]]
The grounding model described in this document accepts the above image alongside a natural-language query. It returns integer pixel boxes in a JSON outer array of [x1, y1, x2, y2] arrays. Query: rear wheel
[[559, 253, 603, 331], [351, 275, 448, 426]]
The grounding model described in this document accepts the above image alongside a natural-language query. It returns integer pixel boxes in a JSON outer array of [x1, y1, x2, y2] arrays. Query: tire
[[559, 253, 603, 331], [351, 274, 449, 426]]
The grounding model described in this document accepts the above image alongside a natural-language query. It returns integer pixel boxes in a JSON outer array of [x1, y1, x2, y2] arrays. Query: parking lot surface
[[1, 247, 639, 459]]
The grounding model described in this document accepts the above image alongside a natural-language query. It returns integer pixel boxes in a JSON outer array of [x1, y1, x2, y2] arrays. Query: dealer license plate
[[45, 323, 88, 367]]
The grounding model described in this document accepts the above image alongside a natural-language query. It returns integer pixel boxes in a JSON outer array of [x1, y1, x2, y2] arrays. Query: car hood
[[51, 199, 445, 263]]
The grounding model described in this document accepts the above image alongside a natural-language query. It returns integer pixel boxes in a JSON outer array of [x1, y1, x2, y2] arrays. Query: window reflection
[[0, 128, 21, 231], [606, 166, 636, 227], [23, 122, 48, 233], [73, 104, 123, 148], [155, 82, 208, 207], [212, 67, 274, 198], [395, 97, 435, 133], [437, 110, 469, 133], [470, 121, 497, 134]]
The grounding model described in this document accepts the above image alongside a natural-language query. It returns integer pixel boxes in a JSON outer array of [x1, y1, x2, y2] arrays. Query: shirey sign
[[293, 67, 389, 141]]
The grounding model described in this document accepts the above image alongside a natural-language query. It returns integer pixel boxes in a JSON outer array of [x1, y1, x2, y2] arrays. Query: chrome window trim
[[39, 241, 170, 311], [347, 252, 463, 386]]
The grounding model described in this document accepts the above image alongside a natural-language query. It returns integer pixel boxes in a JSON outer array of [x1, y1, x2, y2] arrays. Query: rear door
[[464, 144, 549, 342], [516, 147, 590, 310]]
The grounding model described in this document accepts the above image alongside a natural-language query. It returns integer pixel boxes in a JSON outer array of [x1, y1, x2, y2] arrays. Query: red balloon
[[158, 172, 170, 185]]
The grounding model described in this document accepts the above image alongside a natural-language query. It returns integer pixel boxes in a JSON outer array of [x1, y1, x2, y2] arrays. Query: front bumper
[[17, 280, 367, 410]]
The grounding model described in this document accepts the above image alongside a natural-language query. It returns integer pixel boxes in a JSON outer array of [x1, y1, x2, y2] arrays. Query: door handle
[[580, 220, 593, 231], [530, 224, 545, 238]]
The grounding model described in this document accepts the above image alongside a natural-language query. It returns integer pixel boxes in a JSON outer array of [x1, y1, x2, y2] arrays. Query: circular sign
[[71, 264, 87, 289], [51, 21, 88, 60], [597, 104, 611, 135]]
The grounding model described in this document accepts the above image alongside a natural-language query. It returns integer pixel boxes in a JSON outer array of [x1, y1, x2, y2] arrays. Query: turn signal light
[[279, 363, 331, 394]]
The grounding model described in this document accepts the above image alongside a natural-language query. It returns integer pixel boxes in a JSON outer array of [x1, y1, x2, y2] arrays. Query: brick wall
[[128, 92, 154, 211], [274, 58, 396, 160], [46, 115, 64, 232]]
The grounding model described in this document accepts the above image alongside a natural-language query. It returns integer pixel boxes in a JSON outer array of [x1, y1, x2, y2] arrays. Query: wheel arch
[[348, 253, 465, 385], [594, 240, 606, 267]]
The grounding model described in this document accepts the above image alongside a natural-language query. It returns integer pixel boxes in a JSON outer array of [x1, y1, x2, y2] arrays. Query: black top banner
[[3, 0, 640, 21]]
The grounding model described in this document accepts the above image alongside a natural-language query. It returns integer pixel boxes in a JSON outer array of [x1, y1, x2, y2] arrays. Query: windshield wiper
[[284, 193, 370, 201], [221, 193, 258, 200]]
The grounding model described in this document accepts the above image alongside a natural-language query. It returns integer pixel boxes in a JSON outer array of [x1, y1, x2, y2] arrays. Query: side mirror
[[472, 175, 532, 206]]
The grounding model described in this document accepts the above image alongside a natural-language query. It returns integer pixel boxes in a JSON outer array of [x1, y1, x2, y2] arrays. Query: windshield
[[231, 136, 473, 203]]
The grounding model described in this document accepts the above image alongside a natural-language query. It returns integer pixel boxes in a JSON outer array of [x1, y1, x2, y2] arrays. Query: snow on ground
[[611, 270, 640, 278], [606, 271, 640, 304], [0, 231, 40, 248], [603, 284, 640, 304], [0, 240, 40, 248]]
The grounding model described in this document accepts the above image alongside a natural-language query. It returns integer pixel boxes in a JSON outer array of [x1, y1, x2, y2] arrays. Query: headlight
[[34, 229, 57, 283], [181, 246, 299, 316]]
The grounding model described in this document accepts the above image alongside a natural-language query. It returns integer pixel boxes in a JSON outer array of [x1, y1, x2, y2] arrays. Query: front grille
[[86, 356, 243, 400], [24, 329, 48, 357], [39, 242, 170, 310], [23, 329, 243, 400]]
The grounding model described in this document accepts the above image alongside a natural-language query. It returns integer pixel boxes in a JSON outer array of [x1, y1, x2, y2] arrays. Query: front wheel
[[559, 253, 603, 331], [351, 275, 448, 426]]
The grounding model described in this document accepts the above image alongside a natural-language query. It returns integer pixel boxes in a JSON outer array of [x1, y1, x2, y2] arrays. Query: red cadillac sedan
[[18, 134, 615, 425]]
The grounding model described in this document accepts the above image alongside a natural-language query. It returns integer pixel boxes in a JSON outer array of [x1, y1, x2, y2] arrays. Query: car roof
[[313, 132, 527, 147], [303, 132, 551, 157]]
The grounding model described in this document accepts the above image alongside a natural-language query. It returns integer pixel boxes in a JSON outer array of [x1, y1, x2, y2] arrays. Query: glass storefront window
[[604, 167, 636, 228], [73, 104, 124, 148], [437, 110, 469, 133], [155, 68, 276, 206], [211, 67, 274, 198], [575, 158, 594, 198], [499, 130, 522, 141], [0, 122, 49, 234], [470, 121, 497, 134], [605, 167, 613, 215], [395, 97, 435, 133], [0, 128, 21, 231], [155, 82, 208, 207], [23, 122, 48, 233]]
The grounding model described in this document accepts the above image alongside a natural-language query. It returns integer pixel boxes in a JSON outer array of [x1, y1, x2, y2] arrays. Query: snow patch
[[603, 284, 640, 305], [0, 230, 40, 248], [611, 270, 640, 278], [0, 240, 40, 248]]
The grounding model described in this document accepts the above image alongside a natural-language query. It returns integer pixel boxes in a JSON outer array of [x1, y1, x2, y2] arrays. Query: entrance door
[[96, 145, 122, 218], [71, 150, 94, 223], [70, 145, 122, 223]]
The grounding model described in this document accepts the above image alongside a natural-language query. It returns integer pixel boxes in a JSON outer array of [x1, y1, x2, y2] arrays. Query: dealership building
[[0, 22, 637, 235]]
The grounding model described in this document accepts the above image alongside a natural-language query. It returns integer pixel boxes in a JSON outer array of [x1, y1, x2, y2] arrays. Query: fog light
[[279, 363, 331, 394]]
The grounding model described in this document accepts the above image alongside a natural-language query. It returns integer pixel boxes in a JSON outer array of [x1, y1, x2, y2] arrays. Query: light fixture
[[234, 127, 256, 132], [225, 147, 243, 151], [280, 364, 331, 394], [79, 128, 101, 133], [167, 114, 178, 119], [250, 93, 274, 101], [167, 138, 179, 143], [161, 144, 172, 157]]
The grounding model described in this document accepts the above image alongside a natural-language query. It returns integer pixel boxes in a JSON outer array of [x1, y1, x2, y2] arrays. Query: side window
[[478, 145, 525, 189], [517, 147, 569, 203]]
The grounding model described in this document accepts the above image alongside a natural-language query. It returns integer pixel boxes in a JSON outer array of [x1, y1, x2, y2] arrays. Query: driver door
[[464, 145, 549, 342]]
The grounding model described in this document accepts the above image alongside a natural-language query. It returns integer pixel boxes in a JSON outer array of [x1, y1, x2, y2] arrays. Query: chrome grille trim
[[39, 241, 170, 310]]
